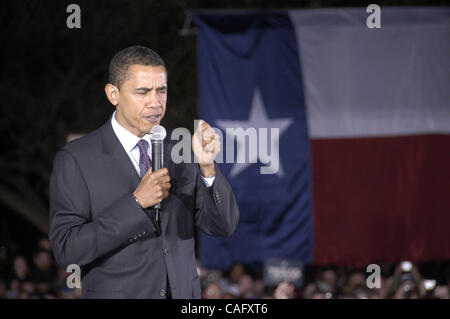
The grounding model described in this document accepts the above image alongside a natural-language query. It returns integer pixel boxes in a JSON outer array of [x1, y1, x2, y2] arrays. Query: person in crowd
[[31, 249, 57, 298], [202, 281, 223, 299]]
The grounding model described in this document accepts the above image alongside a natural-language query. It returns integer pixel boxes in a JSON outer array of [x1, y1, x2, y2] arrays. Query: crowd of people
[[0, 238, 81, 299], [199, 261, 450, 299], [0, 238, 449, 299]]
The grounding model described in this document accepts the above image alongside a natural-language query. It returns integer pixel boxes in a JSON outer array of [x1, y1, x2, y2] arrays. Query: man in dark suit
[[49, 46, 239, 299]]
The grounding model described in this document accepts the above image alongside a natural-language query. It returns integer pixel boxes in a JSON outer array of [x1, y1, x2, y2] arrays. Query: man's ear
[[105, 83, 120, 106]]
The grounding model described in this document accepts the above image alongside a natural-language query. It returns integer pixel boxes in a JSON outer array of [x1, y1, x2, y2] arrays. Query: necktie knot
[[136, 139, 151, 178], [137, 139, 149, 154]]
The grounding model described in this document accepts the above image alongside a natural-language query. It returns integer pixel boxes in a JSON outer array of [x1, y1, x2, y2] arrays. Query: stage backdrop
[[193, 7, 450, 270]]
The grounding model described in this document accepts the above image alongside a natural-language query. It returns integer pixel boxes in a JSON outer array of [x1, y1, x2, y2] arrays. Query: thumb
[[144, 167, 152, 177], [195, 120, 204, 136]]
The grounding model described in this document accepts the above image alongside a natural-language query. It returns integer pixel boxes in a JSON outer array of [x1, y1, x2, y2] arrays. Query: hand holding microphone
[[133, 167, 170, 209], [133, 125, 170, 209]]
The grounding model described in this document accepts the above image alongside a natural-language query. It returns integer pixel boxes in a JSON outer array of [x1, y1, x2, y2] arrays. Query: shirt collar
[[111, 111, 151, 153]]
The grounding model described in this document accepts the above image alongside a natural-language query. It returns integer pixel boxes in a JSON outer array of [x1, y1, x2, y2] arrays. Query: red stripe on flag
[[312, 134, 450, 267]]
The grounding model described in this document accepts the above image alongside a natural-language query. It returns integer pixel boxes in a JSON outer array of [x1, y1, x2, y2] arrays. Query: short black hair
[[109, 45, 166, 88]]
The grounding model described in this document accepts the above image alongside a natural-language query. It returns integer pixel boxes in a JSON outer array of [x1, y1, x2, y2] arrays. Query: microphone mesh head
[[150, 125, 166, 141]]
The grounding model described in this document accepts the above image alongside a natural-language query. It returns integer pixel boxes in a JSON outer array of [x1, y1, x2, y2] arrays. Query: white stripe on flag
[[289, 8, 450, 138]]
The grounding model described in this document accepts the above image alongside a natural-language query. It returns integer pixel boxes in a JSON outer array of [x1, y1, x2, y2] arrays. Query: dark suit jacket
[[49, 117, 239, 299]]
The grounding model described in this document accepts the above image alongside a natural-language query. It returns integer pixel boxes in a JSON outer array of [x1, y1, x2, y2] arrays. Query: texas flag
[[193, 7, 450, 270]]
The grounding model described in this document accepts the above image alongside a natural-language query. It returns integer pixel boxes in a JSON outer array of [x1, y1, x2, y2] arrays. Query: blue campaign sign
[[263, 259, 304, 288]]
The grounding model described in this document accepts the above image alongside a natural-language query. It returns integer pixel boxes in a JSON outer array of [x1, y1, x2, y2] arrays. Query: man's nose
[[146, 90, 160, 107]]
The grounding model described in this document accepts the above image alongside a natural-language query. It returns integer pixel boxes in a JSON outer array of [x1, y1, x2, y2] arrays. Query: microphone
[[149, 125, 167, 213]]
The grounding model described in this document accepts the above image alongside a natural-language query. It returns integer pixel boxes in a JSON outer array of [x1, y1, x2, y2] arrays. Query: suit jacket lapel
[[100, 117, 141, 193]]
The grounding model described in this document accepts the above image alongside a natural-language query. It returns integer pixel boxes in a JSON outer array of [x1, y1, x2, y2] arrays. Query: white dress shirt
[[111, 111, 215, 187]]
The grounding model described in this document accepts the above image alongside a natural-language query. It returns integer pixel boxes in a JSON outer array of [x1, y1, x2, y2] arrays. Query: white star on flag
[[216, 88, 294, 178]]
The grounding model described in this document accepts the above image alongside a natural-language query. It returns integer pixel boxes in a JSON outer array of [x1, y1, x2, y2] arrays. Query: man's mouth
[[143, 113, 162, 122]]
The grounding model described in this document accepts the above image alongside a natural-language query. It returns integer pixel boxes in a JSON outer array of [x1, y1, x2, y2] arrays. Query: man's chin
[[141, 123, 161, 135]]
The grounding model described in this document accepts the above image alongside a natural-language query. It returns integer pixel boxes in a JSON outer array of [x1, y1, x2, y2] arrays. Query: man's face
[[113, 64, 167, 137]]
